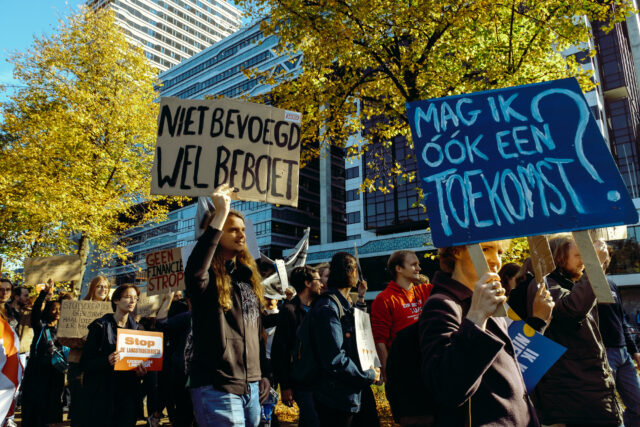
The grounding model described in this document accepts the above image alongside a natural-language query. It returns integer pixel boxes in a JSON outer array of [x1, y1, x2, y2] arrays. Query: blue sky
[[0, 0, 87, 97]]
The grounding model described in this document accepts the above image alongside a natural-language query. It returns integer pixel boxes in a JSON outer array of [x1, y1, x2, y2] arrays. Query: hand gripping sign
[[151, 97, 302, 207], [406, 78, 638, 304], [114, 329, 163, 371]]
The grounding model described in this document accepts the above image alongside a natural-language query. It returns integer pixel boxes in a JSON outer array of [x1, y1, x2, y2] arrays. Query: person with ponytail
[[184, 184, 270, 427]]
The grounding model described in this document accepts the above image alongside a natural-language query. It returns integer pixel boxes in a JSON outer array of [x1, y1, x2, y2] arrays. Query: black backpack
[[290, 293, 345, 386], [385, 322, 436, 426]]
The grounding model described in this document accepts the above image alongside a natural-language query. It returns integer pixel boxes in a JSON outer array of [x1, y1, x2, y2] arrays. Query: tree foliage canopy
[[0, 8, 178, 280], [239, 0, 634, 191]]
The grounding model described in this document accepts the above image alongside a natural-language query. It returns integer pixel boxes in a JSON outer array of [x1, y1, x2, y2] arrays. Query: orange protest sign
[[114, 329, 163, 371]]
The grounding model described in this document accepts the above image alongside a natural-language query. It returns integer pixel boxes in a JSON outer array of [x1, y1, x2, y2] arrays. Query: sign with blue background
[[507, 319, 566, 393], [406, 78, 638, 247]]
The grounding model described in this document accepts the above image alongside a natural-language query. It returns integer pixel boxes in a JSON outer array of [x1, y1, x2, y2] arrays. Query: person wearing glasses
[[80, 284, 147, 427], [271, 265, 324, 427]]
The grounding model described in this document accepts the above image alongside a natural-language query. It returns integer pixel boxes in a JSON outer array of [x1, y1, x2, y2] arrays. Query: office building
[[87, 0, 241, 71]]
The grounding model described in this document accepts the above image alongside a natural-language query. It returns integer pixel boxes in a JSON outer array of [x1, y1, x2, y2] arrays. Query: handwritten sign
[[114, 329, 163, 371], [57, 300, 112, 339], [151, 97, 302, 207], [406, 78, 638, 247], [506, 307, 566, 392], [146, 248, 185, 296], [24, 255, 82, 285], [354, 309, 381, 371], [135, 291, 164, 318]]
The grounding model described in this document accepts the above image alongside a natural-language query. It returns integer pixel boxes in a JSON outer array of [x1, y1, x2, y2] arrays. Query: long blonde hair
[[212, 210, 264, 311]]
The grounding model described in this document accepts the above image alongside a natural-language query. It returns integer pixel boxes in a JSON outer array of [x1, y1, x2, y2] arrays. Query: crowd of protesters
[[1, 184, 640, 427]]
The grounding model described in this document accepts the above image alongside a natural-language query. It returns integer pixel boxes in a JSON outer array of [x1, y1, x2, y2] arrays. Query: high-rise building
[[87, 0, 241, 71], [86, 21, 333, 288]]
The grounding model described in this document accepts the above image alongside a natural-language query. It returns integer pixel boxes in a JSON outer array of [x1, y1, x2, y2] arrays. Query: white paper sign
[[274, 259, 288, 294], [354, 309, 381, 371], [244, 218, 261, 260]]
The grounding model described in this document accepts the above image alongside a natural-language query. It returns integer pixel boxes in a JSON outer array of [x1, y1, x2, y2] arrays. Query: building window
[[346, 189, 360, 202], [346, 166, 360, 180], [346, 211, 360, 224], [347, 234, 361, 241]]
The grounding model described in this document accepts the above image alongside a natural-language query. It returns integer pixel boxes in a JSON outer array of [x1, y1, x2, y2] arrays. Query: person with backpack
[[271, 265, 323, 427], [20, 281, 66, 427], [419, 242, 545, 426], [184, 184, 271, 427], [310, 252, 380, 427]]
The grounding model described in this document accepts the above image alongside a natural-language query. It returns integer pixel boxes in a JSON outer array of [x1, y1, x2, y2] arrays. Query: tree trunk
[[75, 233, 91, 297]]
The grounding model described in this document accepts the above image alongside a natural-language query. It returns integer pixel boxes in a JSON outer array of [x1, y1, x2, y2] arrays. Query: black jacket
[[419, 272, 539, 427], [311, 289, 375, 413], [21, 291, 65, 426], [532, 269, 621, 425], [271, 295, 310, 390], [184, 226, 269, 394], [79, 313, 141, 427], [597, 279, 639, 354]]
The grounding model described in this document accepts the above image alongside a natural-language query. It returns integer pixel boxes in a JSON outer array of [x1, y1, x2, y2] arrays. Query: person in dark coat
[[184, 184, 271, 427], [21, 282, 65, 427], [310, 252, 380, 427], [79, 284, 148, 427], [532, 234, 622, 426], [271, 265, 323, 427], [419, 242, 549, 426]]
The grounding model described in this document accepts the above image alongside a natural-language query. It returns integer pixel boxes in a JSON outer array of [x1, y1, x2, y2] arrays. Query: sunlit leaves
[[0, 7, 184, 277], [238, 0, 633, 194]]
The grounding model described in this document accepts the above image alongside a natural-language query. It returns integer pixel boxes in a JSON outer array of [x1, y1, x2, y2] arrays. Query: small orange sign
[[114, 329, 163, 371]]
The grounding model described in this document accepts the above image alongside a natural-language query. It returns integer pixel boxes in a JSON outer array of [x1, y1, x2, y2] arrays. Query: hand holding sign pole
[[467, 244, 507, 317]]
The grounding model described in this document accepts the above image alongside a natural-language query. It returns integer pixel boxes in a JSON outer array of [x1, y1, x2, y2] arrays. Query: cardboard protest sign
[[24, 255, 82, 285], [354, 309, 381, 371], [589, 226, 627, 241], [114, 329, 163, 371], [151, 97, 302, 207], [146, 248, 185, 296], [527, 235, 555, 284], [135, 291, 164, 318], [406, 78, 638, 247], [506, 307, 566, 393], [57, 300, 112, 339], [572, 230, 614, 303]]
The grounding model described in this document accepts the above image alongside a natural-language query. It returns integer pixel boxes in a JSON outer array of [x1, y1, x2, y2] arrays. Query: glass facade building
[[87, 0, 241, 71]]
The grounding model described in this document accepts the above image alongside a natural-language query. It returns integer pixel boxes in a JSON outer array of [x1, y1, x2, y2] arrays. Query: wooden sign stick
[[572, 230, 615, 304], [527, 235, 555, 286], [467, 243, 506, 317]]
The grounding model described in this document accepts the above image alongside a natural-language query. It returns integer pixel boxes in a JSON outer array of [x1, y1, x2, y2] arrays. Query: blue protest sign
[[406, 78, 638, 247], [507, 319, 566, 393]]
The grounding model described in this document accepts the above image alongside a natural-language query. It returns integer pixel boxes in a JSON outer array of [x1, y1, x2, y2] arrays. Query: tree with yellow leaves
[[0, 7, 178, 292], [239, 0, 633, 192]]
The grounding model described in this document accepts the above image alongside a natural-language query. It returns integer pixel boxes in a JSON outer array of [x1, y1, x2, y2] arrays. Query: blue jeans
[[191, 382, 261, 427], [606, 347, 640, 427], [293, 389, 319, 427]]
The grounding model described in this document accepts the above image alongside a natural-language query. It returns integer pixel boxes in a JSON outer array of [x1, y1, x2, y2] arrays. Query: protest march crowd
[[1, 183, 638, 427]]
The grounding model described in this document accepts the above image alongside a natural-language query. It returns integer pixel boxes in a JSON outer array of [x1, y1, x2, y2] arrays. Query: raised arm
[[184, 185, 233, 296]]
